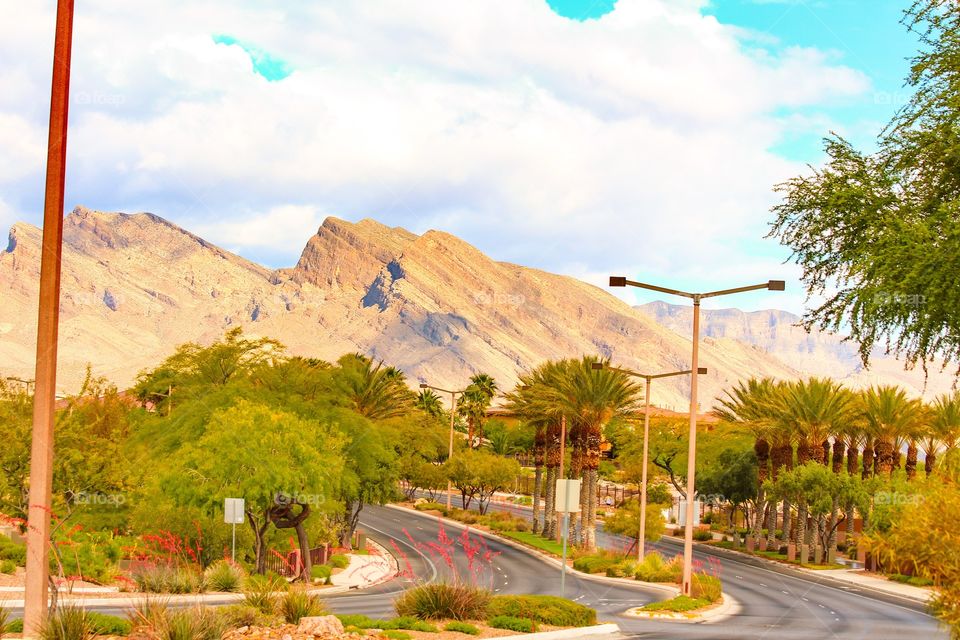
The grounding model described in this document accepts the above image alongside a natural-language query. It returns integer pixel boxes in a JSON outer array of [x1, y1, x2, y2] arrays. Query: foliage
[[278, 589, 326, 624], [217, 604, 278, 629], [333, 353, 414, 420], [488, 615, 534, 633], [634, 552, 682, 583], [39, 605, 93, 640], [641, 595, 711, 612], [0, 561, 13, 575], [202, 560, 245, 592], [132, 565, 202, 594], [500, 531, 564, 556], [243, 573, 289, 614], [310, 564, 333, 584], [768, 0, 960, 375], [446, 450, 520, 514], [487, 594, 596, 627], [603, 499, 666, 541], [691, 573, 723, 603], [573, 552, 620, 575], [0, 536, 25, 566], [329, 553, 350, 569], [393, 581, 492, 621], [136, 606, 225, 640], [86, 613, 132, 636], [444, 621, 480, 635]]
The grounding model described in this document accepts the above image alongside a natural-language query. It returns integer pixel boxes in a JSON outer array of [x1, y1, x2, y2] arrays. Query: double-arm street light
[[609, 276, 784, 595], [420, 383, 466, 511], [592, 362, 707, 560]]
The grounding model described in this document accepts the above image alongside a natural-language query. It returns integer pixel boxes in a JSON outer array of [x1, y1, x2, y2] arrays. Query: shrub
[[693, 530, 714, 542], [641, 595, 711, 612], [243, 573, 288, 614], [154, 607, 224, 640], [0, 607, 10, 636], [39, 605, 93, 640], [572, 553, 619, 575], [0, 561, 15, 575], [605, 560, 637, 578], [217, 604, 276, 629], [132, 566, 201, 594], [488, 615, 535, 633], [311, 564, 333, 584], [0, 536, 26, 566], [87, 612, 132, 636], [415, 502, 445, 512], [381, 632, 411, 640], [444, 621, 480, 635], [634, 553, 682, 583], [203, 560, 244, 593], [690, 573, 722, 603], [486, 595, 596, 627], [278, 589, 326, 624], [334, 614, 437, 632], [394, 582, 492, 621], [329, 554, 350, 569]]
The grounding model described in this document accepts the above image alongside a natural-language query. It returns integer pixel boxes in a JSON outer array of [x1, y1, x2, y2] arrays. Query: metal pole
[[560, 480, 571, 598], [232, 522, 237, 563], [638, 377, 651, 561], [555, 414, 567, 543], [681, 297, 702, 595], [24, 1, 75, 635], [446, 392, 458, 511]]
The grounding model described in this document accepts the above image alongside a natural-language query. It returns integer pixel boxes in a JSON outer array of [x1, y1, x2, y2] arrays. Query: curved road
[[361, 500, 947, 640]]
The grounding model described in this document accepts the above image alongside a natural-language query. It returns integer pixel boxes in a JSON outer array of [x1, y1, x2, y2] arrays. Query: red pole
[[24, 0, 75, 634]]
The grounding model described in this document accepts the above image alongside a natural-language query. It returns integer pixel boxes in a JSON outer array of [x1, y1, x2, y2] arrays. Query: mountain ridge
[[1, 206, 954, 408]]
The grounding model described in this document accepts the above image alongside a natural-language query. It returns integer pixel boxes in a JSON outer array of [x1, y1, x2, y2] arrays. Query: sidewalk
[[324, 538, 397, 590]]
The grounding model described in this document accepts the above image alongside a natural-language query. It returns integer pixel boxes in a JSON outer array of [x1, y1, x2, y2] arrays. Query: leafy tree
[[333, 353, 414, 420], [698, 449, 758, 529], [446, 450, 520, 514], [769, 0, 960, 376], [604, 499, 665, 542], [165, 400, 344, 578], [459, 373, 499, 448], [415, 388, 445, 419], [398, 456, 448, 501]]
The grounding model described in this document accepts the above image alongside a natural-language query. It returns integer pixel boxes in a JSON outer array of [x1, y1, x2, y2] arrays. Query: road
[[381, 496, 947, 639], [5, 503, 947, 639]]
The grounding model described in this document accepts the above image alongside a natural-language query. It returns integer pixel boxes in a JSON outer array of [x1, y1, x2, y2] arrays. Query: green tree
[[604, 499, 665, 543], [446, 450, 520, 514], [861, 386, 923, 476], [333, 353, 414, 420], [459, 373, 499, 448], [769, 0, 960, 377], [166, 400, 344, 578]]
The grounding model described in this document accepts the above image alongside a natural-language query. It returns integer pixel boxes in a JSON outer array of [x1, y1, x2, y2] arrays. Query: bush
[[86, 612, 131, 636], [415, 502, 445, 512], [488, 615, 535, 633], [0, 536, 26, 566], [634, 553, 682, 583], [394, 582, 492, 621], [203, 560, 245, 592], [334, 614, 437, 632], [6, 618, 24, 634], [0, 560, 15, 575], [605, 560, 637, 578], [572, 552, 619, 575], [690, 573, 722, 603], [693, 529, 714, 542], [486, 595, 596, 627], [153, 607, 224, 640], [641, 595, 711, 612], [890, 573, 935, 587], [39, 605, 93, 640], [243, 573, 288, 614], [278, 589, 326, 624], [381, 632, 411, 640], [217, 604, 276, 629], [311, 564, 333, 584], [444, 621, 480, 635], [329, 554, 350, 569], [132, 566, 201, 594], [0, 608, 11, 636]]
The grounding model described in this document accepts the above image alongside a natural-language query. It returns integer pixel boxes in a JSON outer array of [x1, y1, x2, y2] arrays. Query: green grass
[[486, 595, 596, 627], [641, 595, 712, 612], [444, 621, 480, 635], [889, 574, 935, 586], [488, 615, 535, 633], [500, 531, 565, 556]]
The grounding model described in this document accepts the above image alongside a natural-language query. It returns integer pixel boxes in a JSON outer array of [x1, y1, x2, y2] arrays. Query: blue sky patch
[[546, 0, 618, 21], [213, 34, 293, 81]]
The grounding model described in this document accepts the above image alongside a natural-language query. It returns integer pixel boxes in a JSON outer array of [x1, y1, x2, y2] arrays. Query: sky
[[0, 0, 921, 313]]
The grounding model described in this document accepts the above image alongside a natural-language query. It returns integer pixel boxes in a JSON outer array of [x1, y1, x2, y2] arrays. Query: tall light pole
[[420, 383, 466, 511], [609, 277, 784, 595], [592, 362, 707, 560], [25, 0, 75, 635]]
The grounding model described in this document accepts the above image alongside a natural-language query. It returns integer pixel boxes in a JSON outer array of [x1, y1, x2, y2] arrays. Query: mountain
[[1, 207, 954, 409], [636, 301, 957, 400]]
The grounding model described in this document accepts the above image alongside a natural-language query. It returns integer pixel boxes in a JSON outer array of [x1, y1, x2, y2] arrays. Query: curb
[[385, 504, 675, 597], [499, 623, 621, 639], [658, 535, 932, 606]]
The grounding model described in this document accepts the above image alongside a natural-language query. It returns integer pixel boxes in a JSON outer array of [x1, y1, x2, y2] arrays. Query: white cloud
[[0, 0, 872, 311]]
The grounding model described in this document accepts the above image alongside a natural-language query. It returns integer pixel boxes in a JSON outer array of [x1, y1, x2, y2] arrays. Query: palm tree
[[924, 391, 960, 474], [336, 353, 414, 419], [861, 386, 923, 476], [774, 378, 856, 554], [415, 388, 444, 418], [716, 378, 779, 541], [460, 373, 499, 448]]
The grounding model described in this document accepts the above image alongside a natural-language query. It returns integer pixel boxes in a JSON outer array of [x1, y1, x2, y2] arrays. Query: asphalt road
[[5, 502, 947, 639], [386, 495, 948, 640]]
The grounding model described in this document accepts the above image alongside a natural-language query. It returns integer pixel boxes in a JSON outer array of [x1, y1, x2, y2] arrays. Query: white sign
[[555, 479, 581, 513], [678, 500, 701, 527], [224, 498, 245, 524]]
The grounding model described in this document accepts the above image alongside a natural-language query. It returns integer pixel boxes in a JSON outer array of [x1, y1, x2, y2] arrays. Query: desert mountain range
[[1, 206, 955, 410]]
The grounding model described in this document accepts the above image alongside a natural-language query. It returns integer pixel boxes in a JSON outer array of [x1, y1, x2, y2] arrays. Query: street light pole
[[24, 1, 75, 635], [592, 362, 707, 560], [420, 383, 465, 511], [609, 277, 784, 595]]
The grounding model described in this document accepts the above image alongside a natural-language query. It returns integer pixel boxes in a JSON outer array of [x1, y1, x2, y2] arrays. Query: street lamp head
[[609, 276, 627, 287], [419, 383, 429, 389], [590, 362, 605, 370], [697, 367, 708, 374], [768, 280, 786, 291]]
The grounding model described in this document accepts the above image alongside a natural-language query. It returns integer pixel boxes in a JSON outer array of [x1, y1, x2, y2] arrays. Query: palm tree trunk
[[925, 451, 937, 476], [543, 465, 557, 538], [905, 441, 918, 480], [765, 500, 777, 548], [862, 442, 874, 479], [832, 440, 846, 474], [875, 439, 894, 476], [781, 499, 792, 544], [532, 464, 543, 534]]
